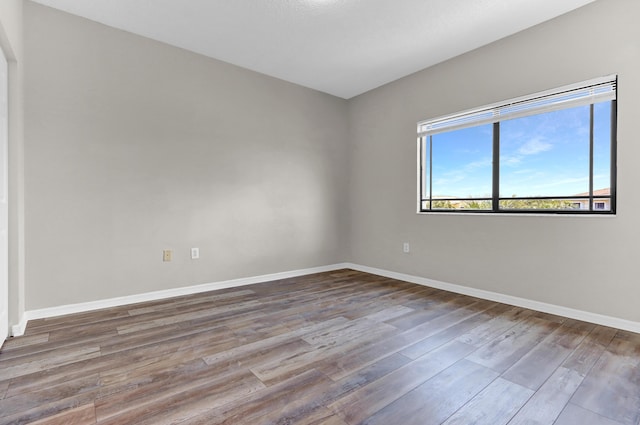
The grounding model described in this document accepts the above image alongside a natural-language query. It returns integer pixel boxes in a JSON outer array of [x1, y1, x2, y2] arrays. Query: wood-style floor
[[1, 270, 639, 425]]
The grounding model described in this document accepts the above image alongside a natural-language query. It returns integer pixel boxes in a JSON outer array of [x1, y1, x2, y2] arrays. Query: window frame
[[417, 76, 617, 215]]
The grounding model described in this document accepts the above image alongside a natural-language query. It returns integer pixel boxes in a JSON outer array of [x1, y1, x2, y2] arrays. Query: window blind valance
[[417, 75, 617, 137]]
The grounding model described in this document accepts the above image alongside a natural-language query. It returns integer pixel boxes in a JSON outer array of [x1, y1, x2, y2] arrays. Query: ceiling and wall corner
[[29, 0, 595, 99]]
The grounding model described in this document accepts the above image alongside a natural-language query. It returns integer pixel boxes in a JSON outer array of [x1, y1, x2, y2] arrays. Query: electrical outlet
[[163, 250, 172, 262], [191, 247, 200, 259], [403, 242, 410, 253]]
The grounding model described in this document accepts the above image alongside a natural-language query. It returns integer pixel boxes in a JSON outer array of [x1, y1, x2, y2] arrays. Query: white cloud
[[501, 155, 522, 166], [465, 158, 492, 170], [518, 138, 553, 155], [500, 138, 553, 167]]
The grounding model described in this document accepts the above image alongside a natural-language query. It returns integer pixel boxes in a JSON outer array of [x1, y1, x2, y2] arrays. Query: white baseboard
[[11, 263, 350, 337], [11, 261, 640, 337], [345, 263, 640, 334], [10, 316, 28, 338]]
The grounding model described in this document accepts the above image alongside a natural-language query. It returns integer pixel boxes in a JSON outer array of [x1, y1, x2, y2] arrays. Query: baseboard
[[10, 315, 27, 338], [345, 263, 640, 334], [11, 261, 640, 337], [11, 263, 351, 337]]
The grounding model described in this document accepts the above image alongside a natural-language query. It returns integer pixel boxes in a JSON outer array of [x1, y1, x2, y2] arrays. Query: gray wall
[[24, 2, 349, 310], [0, 0, 25, 326], [348, 0, 640, 322]]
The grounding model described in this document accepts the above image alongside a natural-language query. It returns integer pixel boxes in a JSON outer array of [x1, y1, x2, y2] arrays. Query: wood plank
[[250, 353, 411, 425], [440, 377, 533, 425], [0, 333, 50, 351], [301, 317, 396, 347], [95, 369, 265, 424], [569, 332, 640, 425], [361, 359, 499, 425], [455, 305, 533, 347], [305, 413, 349, 425], [399, 300, 493, 343], [315, 303, 493, 382], [0, 345, 101, 381], [126, 289, 257, 316], [115, 299, 269, 335], [319, 353, 412, 405], [554, 403, 625, 425], [400, 302, 506, 359], [25, 308, 131, 335], [251, 318, 397, 384], [385, 293, 469, 330], [0, 374, 100, 418], [362, 305, 414, 323], [328, 341, 476, 425], [507, 366, 585, 425], [179, 353, 408, 425], [175, 370, 333, 425], [0, 380, 8, 400], [0, 389, 98, 425], [315, 331, 418, 381], [96, 338, 243, 390], [99, 321, 234, 356], [501, 319, 592, 390], [0, 331, 113, 363], [202, 316, 348, 366], [562, 325, 618, 376], [314, 304, 493, 382], [466, 316, 560, 373], [27, 404, 96, 425], [3, 333, 233, 400]]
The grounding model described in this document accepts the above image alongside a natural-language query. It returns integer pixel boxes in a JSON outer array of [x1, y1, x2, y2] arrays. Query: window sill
[[417, 211, 616, 218]]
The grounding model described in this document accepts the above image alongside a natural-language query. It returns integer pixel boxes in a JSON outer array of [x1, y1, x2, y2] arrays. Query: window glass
[[500, 106, 590, 199], [417, 76, 616, 214], [431, 124, 493, 200], [593, 102, 612, 211]]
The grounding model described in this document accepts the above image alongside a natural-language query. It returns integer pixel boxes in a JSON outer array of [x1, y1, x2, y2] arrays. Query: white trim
[[11, 261, 640, 337], [344, 263, 640, 334], [417, 74, 617, 137], [417, 211, 617, 218], [11, 263, 350, 336], [10, 315, 27, 337]]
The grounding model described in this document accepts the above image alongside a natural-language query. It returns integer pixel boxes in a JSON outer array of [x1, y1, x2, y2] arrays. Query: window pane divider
[[492, 122, 499, 212]]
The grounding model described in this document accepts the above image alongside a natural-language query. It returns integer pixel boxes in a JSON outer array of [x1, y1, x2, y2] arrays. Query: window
[[418, 75, 617, 214]]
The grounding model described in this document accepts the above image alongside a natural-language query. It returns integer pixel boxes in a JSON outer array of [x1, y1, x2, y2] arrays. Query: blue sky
[[426, 102, 611, 199]]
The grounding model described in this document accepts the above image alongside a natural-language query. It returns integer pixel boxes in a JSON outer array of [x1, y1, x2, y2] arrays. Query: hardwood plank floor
[[1, 269, 639, 425]]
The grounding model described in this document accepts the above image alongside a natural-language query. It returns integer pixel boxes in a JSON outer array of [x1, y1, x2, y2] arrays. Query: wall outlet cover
[[163, 250, 172, 262]]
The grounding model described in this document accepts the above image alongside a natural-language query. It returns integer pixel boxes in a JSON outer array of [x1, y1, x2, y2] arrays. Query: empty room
[[1, 0, 639, 423]]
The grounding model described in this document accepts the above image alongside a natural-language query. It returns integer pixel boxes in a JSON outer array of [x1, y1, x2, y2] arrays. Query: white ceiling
[[31, 0, 595, 99]]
